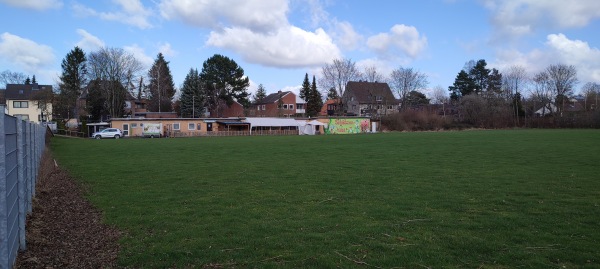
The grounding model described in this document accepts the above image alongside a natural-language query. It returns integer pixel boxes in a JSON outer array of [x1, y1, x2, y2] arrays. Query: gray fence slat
[[1, 106, 46, 269]]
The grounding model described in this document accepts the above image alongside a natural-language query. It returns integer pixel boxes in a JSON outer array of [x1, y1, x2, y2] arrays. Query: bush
[[381, 110, 452, 131]]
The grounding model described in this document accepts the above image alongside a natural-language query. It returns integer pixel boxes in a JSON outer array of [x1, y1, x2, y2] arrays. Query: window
[[257, 105, 261, 111], [376, 96, 383, 102], [262, 105, 266, 110], [15, 114, 29, 121], [289, 104, 294, 110], [13, 101, 28, 108], [131, 123, 138, 128], [197, 123, 202, 131], [173, 123, 180, 130], [188, 123, 195, 130], [283, 104, 288, 110], [297, 104, 304, 109], [388, 105, 393, 109]]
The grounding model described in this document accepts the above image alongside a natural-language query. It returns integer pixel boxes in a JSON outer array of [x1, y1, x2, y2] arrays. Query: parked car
[[92, 128, 123, 139]]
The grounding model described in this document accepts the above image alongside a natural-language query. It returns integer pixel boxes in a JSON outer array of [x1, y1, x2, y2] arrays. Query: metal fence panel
[[1, 106, 46, 269]]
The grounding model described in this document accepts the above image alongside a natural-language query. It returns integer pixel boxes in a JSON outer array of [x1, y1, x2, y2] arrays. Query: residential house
[[78, 81, 149, 121], [218, 100, 246, 118], [342, 81, 398, 117], [4, 83, 53, 123], [320, 99, 339, 116], [253, 91, 302, 117]]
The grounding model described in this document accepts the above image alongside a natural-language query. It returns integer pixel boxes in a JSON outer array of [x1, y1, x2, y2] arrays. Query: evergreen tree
[[179, 68, 204, 118], [147, 53, 176, 112], [300, 73, 310, 100], [254, 84, 267, 103], [306, 75, 323, 117], [31, 75, 37, 84], [57, 46, 87, 119], [326, 87, 339, 100], [448, 70, 475, 100], [469, 59, 490, 94], [200, 54, 250, 117], [24, 76, 31, 84]]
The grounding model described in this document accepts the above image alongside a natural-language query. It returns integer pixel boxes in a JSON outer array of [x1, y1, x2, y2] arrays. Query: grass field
[[50, 130, 600, 268]]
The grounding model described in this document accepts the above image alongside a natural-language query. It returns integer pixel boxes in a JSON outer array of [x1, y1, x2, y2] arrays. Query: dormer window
[[376, 96, 383, 102]]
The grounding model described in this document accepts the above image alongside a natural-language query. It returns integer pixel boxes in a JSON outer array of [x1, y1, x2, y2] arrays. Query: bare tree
[[0, 70, 27, 87], [362, 65, 386, 83], [431, 85, 449, 117], [581, 82, 600, 111], [530, 71, 553, 116], [319, 58, 361, 98], [546, 64, 578, 116], [503, 65, 528, 125], [389, 67, 428, 110], [87, 47, 143, 119]]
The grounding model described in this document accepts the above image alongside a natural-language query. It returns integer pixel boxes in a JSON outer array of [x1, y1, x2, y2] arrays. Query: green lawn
[[51, 130, 600, 268]]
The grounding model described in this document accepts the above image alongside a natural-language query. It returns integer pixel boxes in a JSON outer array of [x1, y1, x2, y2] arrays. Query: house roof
[[343, 81, 396, 103], [245, 117, 299, 127], [257, 91, 293, 104], [319, 98, 339, 115], [5, 84, 53, 100]]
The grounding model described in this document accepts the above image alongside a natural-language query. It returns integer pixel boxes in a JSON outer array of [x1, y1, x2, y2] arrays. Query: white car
[[92, 128, 123, 139]]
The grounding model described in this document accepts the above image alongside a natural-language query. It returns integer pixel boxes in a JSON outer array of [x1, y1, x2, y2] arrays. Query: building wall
[[256, 93, 297, 117], [221, 102, 245, 117], [111, 119, 211, 137], [5, 99, 52, 123]]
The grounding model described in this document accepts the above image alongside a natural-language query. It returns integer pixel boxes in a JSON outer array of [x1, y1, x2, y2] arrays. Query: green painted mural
[[325, 118, 370, 134]]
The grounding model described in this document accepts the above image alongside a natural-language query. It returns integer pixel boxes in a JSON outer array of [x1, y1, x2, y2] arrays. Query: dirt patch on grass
[[15, 149, 121, 268]]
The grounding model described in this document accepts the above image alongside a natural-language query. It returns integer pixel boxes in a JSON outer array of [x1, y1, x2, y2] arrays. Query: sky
[[1, 0, 600, 98]]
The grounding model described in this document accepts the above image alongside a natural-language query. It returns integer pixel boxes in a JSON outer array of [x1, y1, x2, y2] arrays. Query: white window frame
[[173, 123, 180, 130], [188, 123, 195, 130], [262, 105, 266, 110], [131, 123, 138, 128], [289, 104, 294, 110], [13, 101, 28, 108]]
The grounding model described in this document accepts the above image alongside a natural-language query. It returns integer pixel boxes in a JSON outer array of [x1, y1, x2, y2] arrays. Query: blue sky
[[1, 0, 599, 98]]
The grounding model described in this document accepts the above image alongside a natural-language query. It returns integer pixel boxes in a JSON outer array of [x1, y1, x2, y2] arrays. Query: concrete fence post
[[0, 105, 9, 269], [16, 118, 25, 251]]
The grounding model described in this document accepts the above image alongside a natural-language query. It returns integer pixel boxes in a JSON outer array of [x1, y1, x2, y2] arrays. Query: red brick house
[[219, 100, 246, 117], [252, 91, 299, 117]]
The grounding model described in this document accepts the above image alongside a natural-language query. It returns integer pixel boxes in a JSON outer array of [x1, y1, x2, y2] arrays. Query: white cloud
[[158, 43, 176, 57], [494, 33, 600, 89], [159, 0, 288, 32], [75, 29, 105, 51], [160, 0, 341, 68], [484, 0, 600, 40], [72, 0, 152, 29], [0, 32, 55, 74], [330, 21, 363, 51], [124, 44, 153, 68], [0, 0, 62, 10], [207, 26, 341, 68], [367, 24, 428, 60]]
